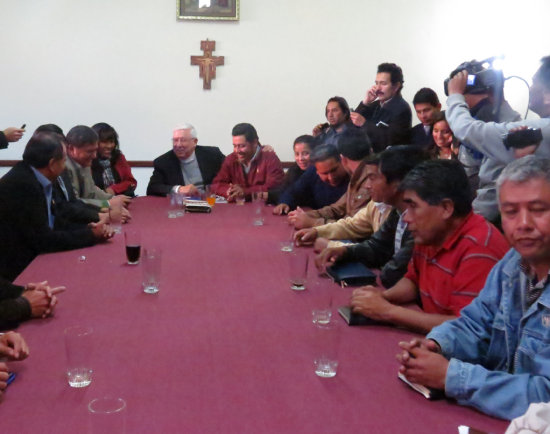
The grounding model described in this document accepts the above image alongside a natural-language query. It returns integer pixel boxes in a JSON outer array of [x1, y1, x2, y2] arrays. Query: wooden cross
[[191, 40, 224, 90]]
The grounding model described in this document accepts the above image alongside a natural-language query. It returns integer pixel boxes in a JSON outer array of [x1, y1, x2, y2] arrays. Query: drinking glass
[[288, 250, 308, 291], [313, 321, 339, 378], [124, 229, 141, 265], [88, 397, 127, 434], [108, 208, 122, 235], [252, 192, 264, 226], [64, 326, 93, 388], [311, 277, 334, 324], [142, 248, 162, 294], [205, 185, 216, 206]]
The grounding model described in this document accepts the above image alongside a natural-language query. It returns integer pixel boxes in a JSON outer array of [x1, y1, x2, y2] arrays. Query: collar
[[181, 151, 196, 164], [374, 202, 391, 214], [349, 159, 367, 184], [68, 156, 83, 170], [30, 166, 52, 189], [520, 259, 550, 286], [241, 145, 261, 168], [380, 97, 393, 108]]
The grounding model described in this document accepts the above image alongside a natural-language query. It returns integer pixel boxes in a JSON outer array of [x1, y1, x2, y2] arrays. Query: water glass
[[64, 326, 93, 388], [311, 277, 334, 324], [288, 250, 308, 291], [108, 208, 122, 235], [280, 240, 294, 252], [168, 192, 183, 218], [88, 397, 127, 434], [252, 192, 264, 226], [142, 248, 162, 294], [313, 321, 339, 378]]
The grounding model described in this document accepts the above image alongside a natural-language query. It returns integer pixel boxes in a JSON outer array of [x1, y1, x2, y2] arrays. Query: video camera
[[444, 57, 504, 96], [503, 128, 542, 150]]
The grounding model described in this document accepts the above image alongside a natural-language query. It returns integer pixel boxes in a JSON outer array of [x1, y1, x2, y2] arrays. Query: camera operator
[[446, 57, 550, 224]]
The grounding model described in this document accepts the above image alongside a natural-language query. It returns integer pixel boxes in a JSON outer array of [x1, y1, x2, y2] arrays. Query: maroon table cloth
[[2, 197, 509, 433]]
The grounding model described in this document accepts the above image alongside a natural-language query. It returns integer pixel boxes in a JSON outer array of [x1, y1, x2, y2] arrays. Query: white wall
[[2, 0, 549, 195]]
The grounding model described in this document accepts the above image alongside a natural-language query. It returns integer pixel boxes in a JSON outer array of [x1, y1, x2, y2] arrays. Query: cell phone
[[20, 124, 26, 129], [6, 372, 16, 387]]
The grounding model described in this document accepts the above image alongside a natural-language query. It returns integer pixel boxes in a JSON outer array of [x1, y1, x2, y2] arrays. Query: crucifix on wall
[[191, 39, 224, 90]]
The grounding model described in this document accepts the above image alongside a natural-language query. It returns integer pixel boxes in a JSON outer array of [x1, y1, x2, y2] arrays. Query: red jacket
[[211, 148, 284, 198], [109, 154, 137, 195]]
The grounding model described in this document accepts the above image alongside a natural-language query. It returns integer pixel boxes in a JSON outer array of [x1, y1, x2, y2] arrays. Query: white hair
[[497, 155, 550, 196], [173, 123, 197, 139]]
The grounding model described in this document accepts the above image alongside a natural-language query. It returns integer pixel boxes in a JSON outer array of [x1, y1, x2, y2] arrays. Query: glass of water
[[251, 192, 264, 226], [64, 325, 93, 388], [311, 277, 334, 324], [288, 250, 309, 291], [142, 248, 162, 294], [313, 321, 339, 378], [88, 397, 127, 434]]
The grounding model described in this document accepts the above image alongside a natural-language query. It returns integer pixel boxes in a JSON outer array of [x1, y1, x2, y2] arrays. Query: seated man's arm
[[277, 168, 315, 211], [0, 298, 32, 325], [147, 163, 173, 196], [307, 192, 348, 222], [288, 207, 324, 229], [2, 192, 97, 254], [344, 212, 397, 267], [351, 278, 456, 334], [210, 158, 233, 198], [54, 201, 100, 226], [345, 211, 412, 288], [315, 201, 382, 241], [379, 230, 415, 288], [0, 277, 25, 300]]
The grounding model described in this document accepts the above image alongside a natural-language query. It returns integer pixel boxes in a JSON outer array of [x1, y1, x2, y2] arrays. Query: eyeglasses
[[172, 138, 195, 144]]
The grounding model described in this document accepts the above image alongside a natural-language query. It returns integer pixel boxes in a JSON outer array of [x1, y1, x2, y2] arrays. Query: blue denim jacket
[[427, 248, 550, 420]]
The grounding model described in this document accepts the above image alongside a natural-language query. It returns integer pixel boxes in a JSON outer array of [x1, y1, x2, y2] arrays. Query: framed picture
[[177, 0, 239, 21]]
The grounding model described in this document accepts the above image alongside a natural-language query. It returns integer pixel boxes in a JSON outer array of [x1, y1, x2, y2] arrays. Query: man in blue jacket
[[397, 155, 550, 420], [272, 144, 349, 216]]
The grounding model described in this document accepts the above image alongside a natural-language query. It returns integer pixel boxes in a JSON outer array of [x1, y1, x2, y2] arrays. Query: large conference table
[[3, 197, 509, 433]]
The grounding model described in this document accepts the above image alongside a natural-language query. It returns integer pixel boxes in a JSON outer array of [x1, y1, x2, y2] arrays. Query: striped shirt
[[405, 212, 509, 316]]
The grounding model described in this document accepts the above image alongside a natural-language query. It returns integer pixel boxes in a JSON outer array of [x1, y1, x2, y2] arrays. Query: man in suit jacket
[[351, 62, 412, 152], [410, 87, 441, 148], [34, 124, 105, 227], [0, 131, 112, 281], [147, 123, 225, 196]]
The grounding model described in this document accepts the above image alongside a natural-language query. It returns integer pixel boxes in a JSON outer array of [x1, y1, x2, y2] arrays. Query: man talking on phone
[[350, 62, 412, 152], [0, 125, 25, 149]]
